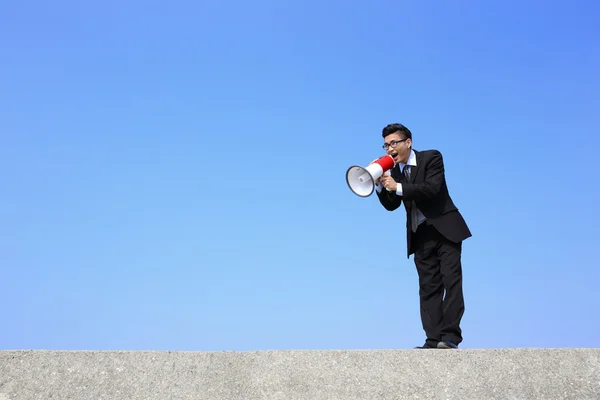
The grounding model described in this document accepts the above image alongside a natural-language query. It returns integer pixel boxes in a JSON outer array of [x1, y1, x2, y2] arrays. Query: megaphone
[[346, 155, 396, 197]]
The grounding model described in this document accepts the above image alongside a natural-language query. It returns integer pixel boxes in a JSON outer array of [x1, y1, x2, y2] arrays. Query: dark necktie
[[402, 165, 410, 181], [402, 165, 419, 233]]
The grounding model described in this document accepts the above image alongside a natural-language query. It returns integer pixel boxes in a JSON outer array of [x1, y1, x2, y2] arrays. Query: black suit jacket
[[376, 149, 471, 257]]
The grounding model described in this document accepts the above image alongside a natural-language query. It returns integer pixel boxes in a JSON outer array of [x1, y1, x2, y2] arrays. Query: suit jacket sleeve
[[376, 170, 403, 211], [401, 150, 445, 201]]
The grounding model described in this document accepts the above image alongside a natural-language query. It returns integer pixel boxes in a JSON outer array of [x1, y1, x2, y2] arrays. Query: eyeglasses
[[382, 138, 407, 150]]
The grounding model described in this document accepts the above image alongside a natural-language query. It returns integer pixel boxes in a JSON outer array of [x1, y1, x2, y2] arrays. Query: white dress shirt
[[376, 149, 426, 226]]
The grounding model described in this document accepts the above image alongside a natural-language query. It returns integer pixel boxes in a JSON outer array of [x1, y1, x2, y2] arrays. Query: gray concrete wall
[[1, 348, 599, 399]]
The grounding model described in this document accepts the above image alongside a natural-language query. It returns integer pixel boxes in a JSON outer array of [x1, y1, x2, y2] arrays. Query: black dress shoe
[[414, 343, 438, 349], [437, 340, 458, 349]]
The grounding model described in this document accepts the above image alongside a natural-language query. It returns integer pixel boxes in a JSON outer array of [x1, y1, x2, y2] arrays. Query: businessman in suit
[[375, 123, 471, 349]]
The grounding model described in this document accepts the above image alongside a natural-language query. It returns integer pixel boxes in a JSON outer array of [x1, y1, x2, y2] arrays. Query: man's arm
[[376, 178, 402, 211], [400, 150, 445, 201]]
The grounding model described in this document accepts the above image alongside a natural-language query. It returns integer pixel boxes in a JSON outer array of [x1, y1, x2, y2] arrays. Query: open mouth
[[390, 151, 399, 161]]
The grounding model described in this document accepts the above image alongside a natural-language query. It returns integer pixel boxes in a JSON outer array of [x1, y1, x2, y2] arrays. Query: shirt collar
[[398, 149, 417, 170]]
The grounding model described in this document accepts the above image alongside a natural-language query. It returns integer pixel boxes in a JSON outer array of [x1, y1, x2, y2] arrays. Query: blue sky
[[1, 0, 599, 351]]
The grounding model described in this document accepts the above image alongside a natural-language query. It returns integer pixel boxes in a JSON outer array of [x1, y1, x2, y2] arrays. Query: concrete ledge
[[1, 348, 599, 399]]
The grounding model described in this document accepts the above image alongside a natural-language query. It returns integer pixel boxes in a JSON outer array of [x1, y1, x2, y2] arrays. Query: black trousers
[[412, 222, 465, 346]]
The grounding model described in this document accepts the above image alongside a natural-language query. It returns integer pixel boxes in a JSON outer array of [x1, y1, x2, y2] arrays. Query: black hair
[[382, 123, 412, 140]]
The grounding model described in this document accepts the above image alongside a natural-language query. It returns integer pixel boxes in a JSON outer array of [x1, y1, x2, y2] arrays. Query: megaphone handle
[[381, 171, 392, 191]]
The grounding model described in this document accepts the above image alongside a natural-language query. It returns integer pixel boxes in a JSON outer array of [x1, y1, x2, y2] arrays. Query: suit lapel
[[409, 150, 421, 183], [391, 164, 402, 181]]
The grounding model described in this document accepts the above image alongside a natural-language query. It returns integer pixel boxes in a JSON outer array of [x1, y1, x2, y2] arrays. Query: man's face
[[383, 133, 411, 164]]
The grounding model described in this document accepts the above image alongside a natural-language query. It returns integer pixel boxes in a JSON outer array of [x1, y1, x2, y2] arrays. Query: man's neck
[[399, 149, 416, 168]]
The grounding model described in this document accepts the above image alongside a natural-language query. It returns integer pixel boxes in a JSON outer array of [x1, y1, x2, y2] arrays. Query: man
[[374, 123, 471, 349]]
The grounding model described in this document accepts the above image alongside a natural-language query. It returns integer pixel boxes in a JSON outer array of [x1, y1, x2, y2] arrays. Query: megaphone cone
[[346, 155, 396, 197]]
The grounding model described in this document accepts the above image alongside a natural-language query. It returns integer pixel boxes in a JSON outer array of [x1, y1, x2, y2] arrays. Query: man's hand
[[380, 175, 397, 192]]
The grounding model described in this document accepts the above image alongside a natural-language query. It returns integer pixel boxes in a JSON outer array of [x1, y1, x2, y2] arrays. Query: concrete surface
[[0, 348, 598, 399]]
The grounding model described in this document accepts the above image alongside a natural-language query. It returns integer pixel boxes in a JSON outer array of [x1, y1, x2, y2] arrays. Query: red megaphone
[[345, 155, 396, 197]]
